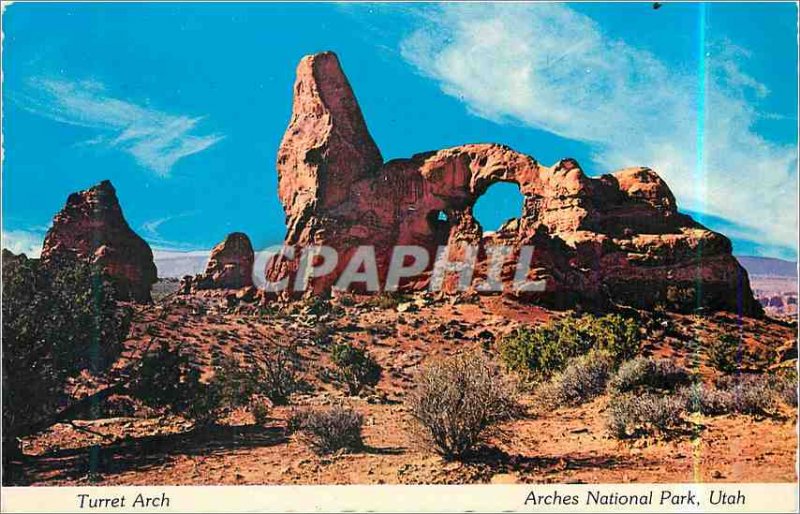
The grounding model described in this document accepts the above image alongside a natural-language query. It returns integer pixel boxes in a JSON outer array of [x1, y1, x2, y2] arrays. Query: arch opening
[[473, 182, 524, 233]]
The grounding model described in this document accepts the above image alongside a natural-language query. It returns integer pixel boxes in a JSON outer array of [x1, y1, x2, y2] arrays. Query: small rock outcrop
[[41, 180, 157, 303], [192, 232, 255, 290], [264, 51, 761, 316]]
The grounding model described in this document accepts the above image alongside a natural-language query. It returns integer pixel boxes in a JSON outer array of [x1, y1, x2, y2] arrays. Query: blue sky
[[2, 2, 797, 261]]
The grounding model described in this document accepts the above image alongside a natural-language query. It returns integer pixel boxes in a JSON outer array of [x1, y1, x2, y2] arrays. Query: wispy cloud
[[140, 210, 200, 238], [398, 4, 797, 257], [139, 210, 205, 250], [16, 78, 224, 176]]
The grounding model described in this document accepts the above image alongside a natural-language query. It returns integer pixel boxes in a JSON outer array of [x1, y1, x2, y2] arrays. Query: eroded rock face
[[41, 180, 157, 303], [193, 232, 255, 290], [266, 51, 762, 316]]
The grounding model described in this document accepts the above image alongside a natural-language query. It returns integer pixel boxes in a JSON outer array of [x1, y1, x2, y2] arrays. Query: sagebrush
[[407, 351, 518, 460], [289, 404, 364, 455], [535, 351, 612, 407], [607, 392, 685, 438], [608, 357, 691, 394]]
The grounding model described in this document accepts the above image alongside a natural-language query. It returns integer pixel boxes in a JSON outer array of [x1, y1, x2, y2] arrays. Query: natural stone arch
[[264, 51, 762, 316]]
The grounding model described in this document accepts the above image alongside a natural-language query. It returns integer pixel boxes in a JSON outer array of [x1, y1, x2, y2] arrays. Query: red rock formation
[[193, 232, 255, 290], [41, 180, 157, 303], [266, 51, 762, 317]]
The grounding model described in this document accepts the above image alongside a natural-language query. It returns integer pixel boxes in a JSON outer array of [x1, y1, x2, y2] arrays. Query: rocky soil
[[8, 294, 797, 486]]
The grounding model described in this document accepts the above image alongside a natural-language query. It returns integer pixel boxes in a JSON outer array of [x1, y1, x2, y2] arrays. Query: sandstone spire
[[277, 51, 383, 214]]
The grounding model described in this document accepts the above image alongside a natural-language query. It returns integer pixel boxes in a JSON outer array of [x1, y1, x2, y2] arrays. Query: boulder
[[194, 232, 254, 290]]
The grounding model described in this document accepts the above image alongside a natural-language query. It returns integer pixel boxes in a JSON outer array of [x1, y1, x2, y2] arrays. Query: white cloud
[[139, 210, 201, 247], [399, 4, 797, 257], [2, 229, 45, 257], [16, 78, 224, 176]]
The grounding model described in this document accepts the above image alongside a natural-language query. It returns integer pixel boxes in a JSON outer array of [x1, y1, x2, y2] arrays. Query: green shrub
[[132, 346, 266, 426], [330, 342, 381, 396], [536, 352, 612, 407], [2, 252, 131, 459], [588, 314, 640, 364], [289, 404, 364, 455], [250, 398, 271, 425], [706, 334, 740, 373], [365, 292, 406, 310], [608, 357, 692, 394], [129, 341, 204, 414], [499, 314, 641, 378], [300, 295, 334, 316], [255, 344, 303, 405], [334, 292, 357, 307], [407, 351, 518, 460], [499, 319, 589, 378], [607, 392, 684, 439]]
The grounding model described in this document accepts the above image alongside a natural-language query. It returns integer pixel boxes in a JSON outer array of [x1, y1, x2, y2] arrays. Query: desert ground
[[6, 291, 797, 486]]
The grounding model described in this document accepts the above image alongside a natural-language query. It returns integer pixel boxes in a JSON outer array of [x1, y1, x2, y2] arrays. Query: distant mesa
[[264, 51, 762, 316], [40, 180, 157, 303], [179, 232, 255, 294], [737, 256, 797, 279]]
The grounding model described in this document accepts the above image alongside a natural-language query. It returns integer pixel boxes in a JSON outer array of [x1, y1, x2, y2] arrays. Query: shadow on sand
[[459, 446, 656, 482], [6, 422, 288, 485]]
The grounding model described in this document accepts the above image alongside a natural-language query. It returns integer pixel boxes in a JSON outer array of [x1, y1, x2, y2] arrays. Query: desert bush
[[499, 314, 641, 378], [330, 342, 381, 396], [203, 355, 262, 420], [607, 392, 684, 439], [300, 295, 334, 316], [311, 323, 333, 346], [289, 404, 364, 455], [255, 344, 303, 405], [132, 346, 263, 426], [536, 352, 612, 407], [588, 314, 640, 364], [608, 357, 692, 394], [665, 285, 696, 310], [680, 371, 795, 417], [334, 292, 357, 307], [250, 398, 271, 425], [499, 319, 589, 378], [407, 351, 518, 460], [769, 369, 798, 407], [129, 341, 204, 414], [715, 374, 775, 415], [364, 292, 408, 310], [706, 334, 740, 373], [2, 252, 131, 459], [677, 384, 733, 416]]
